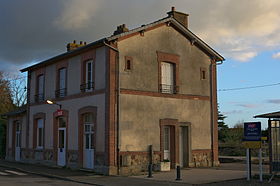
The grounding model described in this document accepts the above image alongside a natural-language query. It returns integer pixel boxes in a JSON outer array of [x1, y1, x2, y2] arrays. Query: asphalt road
[[0, 166, 191, 186], [0, 166, 90, 186]]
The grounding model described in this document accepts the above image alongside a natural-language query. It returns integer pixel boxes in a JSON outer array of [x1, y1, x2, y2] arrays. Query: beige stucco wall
[[119, 94, 211, 151], [118, 24, 213, 152], [29, 93, 106, 152], [29, 46, 106, 104], [118, 25, 211, 96], [27, 45, 107, 152]]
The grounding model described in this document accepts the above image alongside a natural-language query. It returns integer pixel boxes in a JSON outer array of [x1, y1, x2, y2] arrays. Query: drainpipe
[[210, 59, 223, 166], [103, 40, 120, 175]]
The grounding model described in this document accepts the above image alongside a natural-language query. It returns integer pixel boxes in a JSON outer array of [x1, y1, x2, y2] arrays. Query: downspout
[[26, 71, 31, 155], [103, 40, 120, 175], [210, 59, 223, 166]]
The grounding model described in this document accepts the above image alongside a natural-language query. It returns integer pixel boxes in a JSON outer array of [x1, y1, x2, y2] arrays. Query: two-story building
[[5, 7, 224, 175]]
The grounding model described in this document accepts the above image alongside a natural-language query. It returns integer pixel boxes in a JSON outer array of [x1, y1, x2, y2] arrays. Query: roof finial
[[171, 7, 175, 11]]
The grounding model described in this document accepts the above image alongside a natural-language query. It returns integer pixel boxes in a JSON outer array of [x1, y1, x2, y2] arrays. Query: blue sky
[[1, 0, 280, 129], [218, 51, 280, 128]]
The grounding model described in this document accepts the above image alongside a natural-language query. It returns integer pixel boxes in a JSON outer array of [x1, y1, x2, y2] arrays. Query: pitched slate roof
[[21, 16, 224, 72]]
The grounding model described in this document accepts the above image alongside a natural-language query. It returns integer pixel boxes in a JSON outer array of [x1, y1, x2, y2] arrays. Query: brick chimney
[[66, 40, 87, 52], [167, 7, 189, 28], [113, 24, 129, 35]]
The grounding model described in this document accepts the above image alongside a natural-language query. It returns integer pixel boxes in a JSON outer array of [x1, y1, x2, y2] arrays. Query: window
[[163, 126, 170, 160], [160, 62, 176, 94], [37, 118, 44, 149], [56, 68, 67, 98], [200, 68, 207, 80], [125, 56, 133, 71], [81, 60, 94, 92], [58, 117, 66, 128], [35, 74, 44, 102], [15, 121, 21, 148], [84, 113, 94, 149]]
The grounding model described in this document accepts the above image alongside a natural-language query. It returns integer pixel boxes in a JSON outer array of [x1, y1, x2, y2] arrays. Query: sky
[[1, 0, 280, 128]]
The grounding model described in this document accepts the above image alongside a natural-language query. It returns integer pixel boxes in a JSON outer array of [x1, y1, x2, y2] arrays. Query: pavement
[[0, 158, 278, 185]]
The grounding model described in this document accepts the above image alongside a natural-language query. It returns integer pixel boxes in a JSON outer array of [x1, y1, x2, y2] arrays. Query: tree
[[218, 110, 228, 130], [8, 75, 27, 107], [0, 71, 15, 158], [217, 106, 228, 142], [0, 71, 14, 113]]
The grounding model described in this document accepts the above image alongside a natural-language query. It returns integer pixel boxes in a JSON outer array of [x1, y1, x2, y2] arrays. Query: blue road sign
[[244, 122, 261, 141]]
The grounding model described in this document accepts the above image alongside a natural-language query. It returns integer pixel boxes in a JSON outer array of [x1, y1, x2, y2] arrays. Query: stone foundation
[[120, 152, 161, 175], [192, 149, 212, 167]]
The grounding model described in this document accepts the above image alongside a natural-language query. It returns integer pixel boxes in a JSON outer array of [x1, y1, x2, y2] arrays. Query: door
[[179, 126, 189, 167], [15, 122, 21, 161], [161, 62, 174, 93], [83, 113, 94, 169], [163, 126, 170, 160], [83, 123, 94, 169], [57, 117, 66, 166]]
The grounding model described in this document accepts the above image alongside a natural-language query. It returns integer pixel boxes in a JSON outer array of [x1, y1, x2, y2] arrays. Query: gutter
[[210, 59, 223, 166], [103, 40, 121, 175]]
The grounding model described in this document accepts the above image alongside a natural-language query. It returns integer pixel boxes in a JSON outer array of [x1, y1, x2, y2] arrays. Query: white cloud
[[233, 52, 257, 62], [192, 0, 280, 62], [237, 104, 260, 108], [272, 52, 280, 59]]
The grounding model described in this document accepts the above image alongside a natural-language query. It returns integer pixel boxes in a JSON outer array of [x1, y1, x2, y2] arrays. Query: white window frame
[[37, 74, 44, 101], [37, 118, 44, 149], [59, 68, 66, 90], [161, 62, 174, 94], [86, 60, 93, 91]]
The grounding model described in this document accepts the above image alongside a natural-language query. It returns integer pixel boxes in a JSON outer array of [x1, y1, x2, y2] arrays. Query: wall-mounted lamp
[[46, 100, 62, 110]]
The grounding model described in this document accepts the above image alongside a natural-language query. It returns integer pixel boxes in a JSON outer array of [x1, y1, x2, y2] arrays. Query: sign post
[[243, 122, 262, 182]]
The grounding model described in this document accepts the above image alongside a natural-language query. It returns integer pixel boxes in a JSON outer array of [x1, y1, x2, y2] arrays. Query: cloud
[[1, 0, 280, 74], [272, 52, 280, 59], [237, 104, 260, 108], [233, 52, 257, 62], [223, 110, 244, 115], [53, 0, 100, 31], [266, 99, 280, 104]]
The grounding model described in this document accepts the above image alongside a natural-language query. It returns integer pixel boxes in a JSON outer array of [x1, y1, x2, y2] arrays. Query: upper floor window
[[56, 68, 67, 98], [124, 56, 133, 71], [37, 118, 44, 149], [200, 68, 207, 80], [81, 60, 94, 92], [160, 62, 177, 94], [35, 74, 44, 102]]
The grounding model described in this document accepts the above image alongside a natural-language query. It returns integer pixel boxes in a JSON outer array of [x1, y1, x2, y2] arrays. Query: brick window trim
[[56, 61, 68, 97], [52, 109, 69, 162], [33, 112, 46, 149], [156, 51, 180, 93], [78, 106, 97, 166], [159, 118, 178, 167], [124, 56, 133, 71], [159, 119, 192, 168], [80, 50, 96, 91], [35, 68, 46, 103]]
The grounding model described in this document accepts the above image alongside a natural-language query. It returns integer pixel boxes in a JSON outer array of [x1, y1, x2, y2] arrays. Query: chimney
[[167, 7, 189, 28], [113, 24, 129, 35], [66, 40, 87, 52]]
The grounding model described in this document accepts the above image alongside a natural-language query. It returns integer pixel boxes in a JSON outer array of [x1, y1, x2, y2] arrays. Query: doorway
[[15, 121, 21, 161], [83, 113, 94, 169], [179, 126, 189, 167], [57, 117, 66, 166]]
